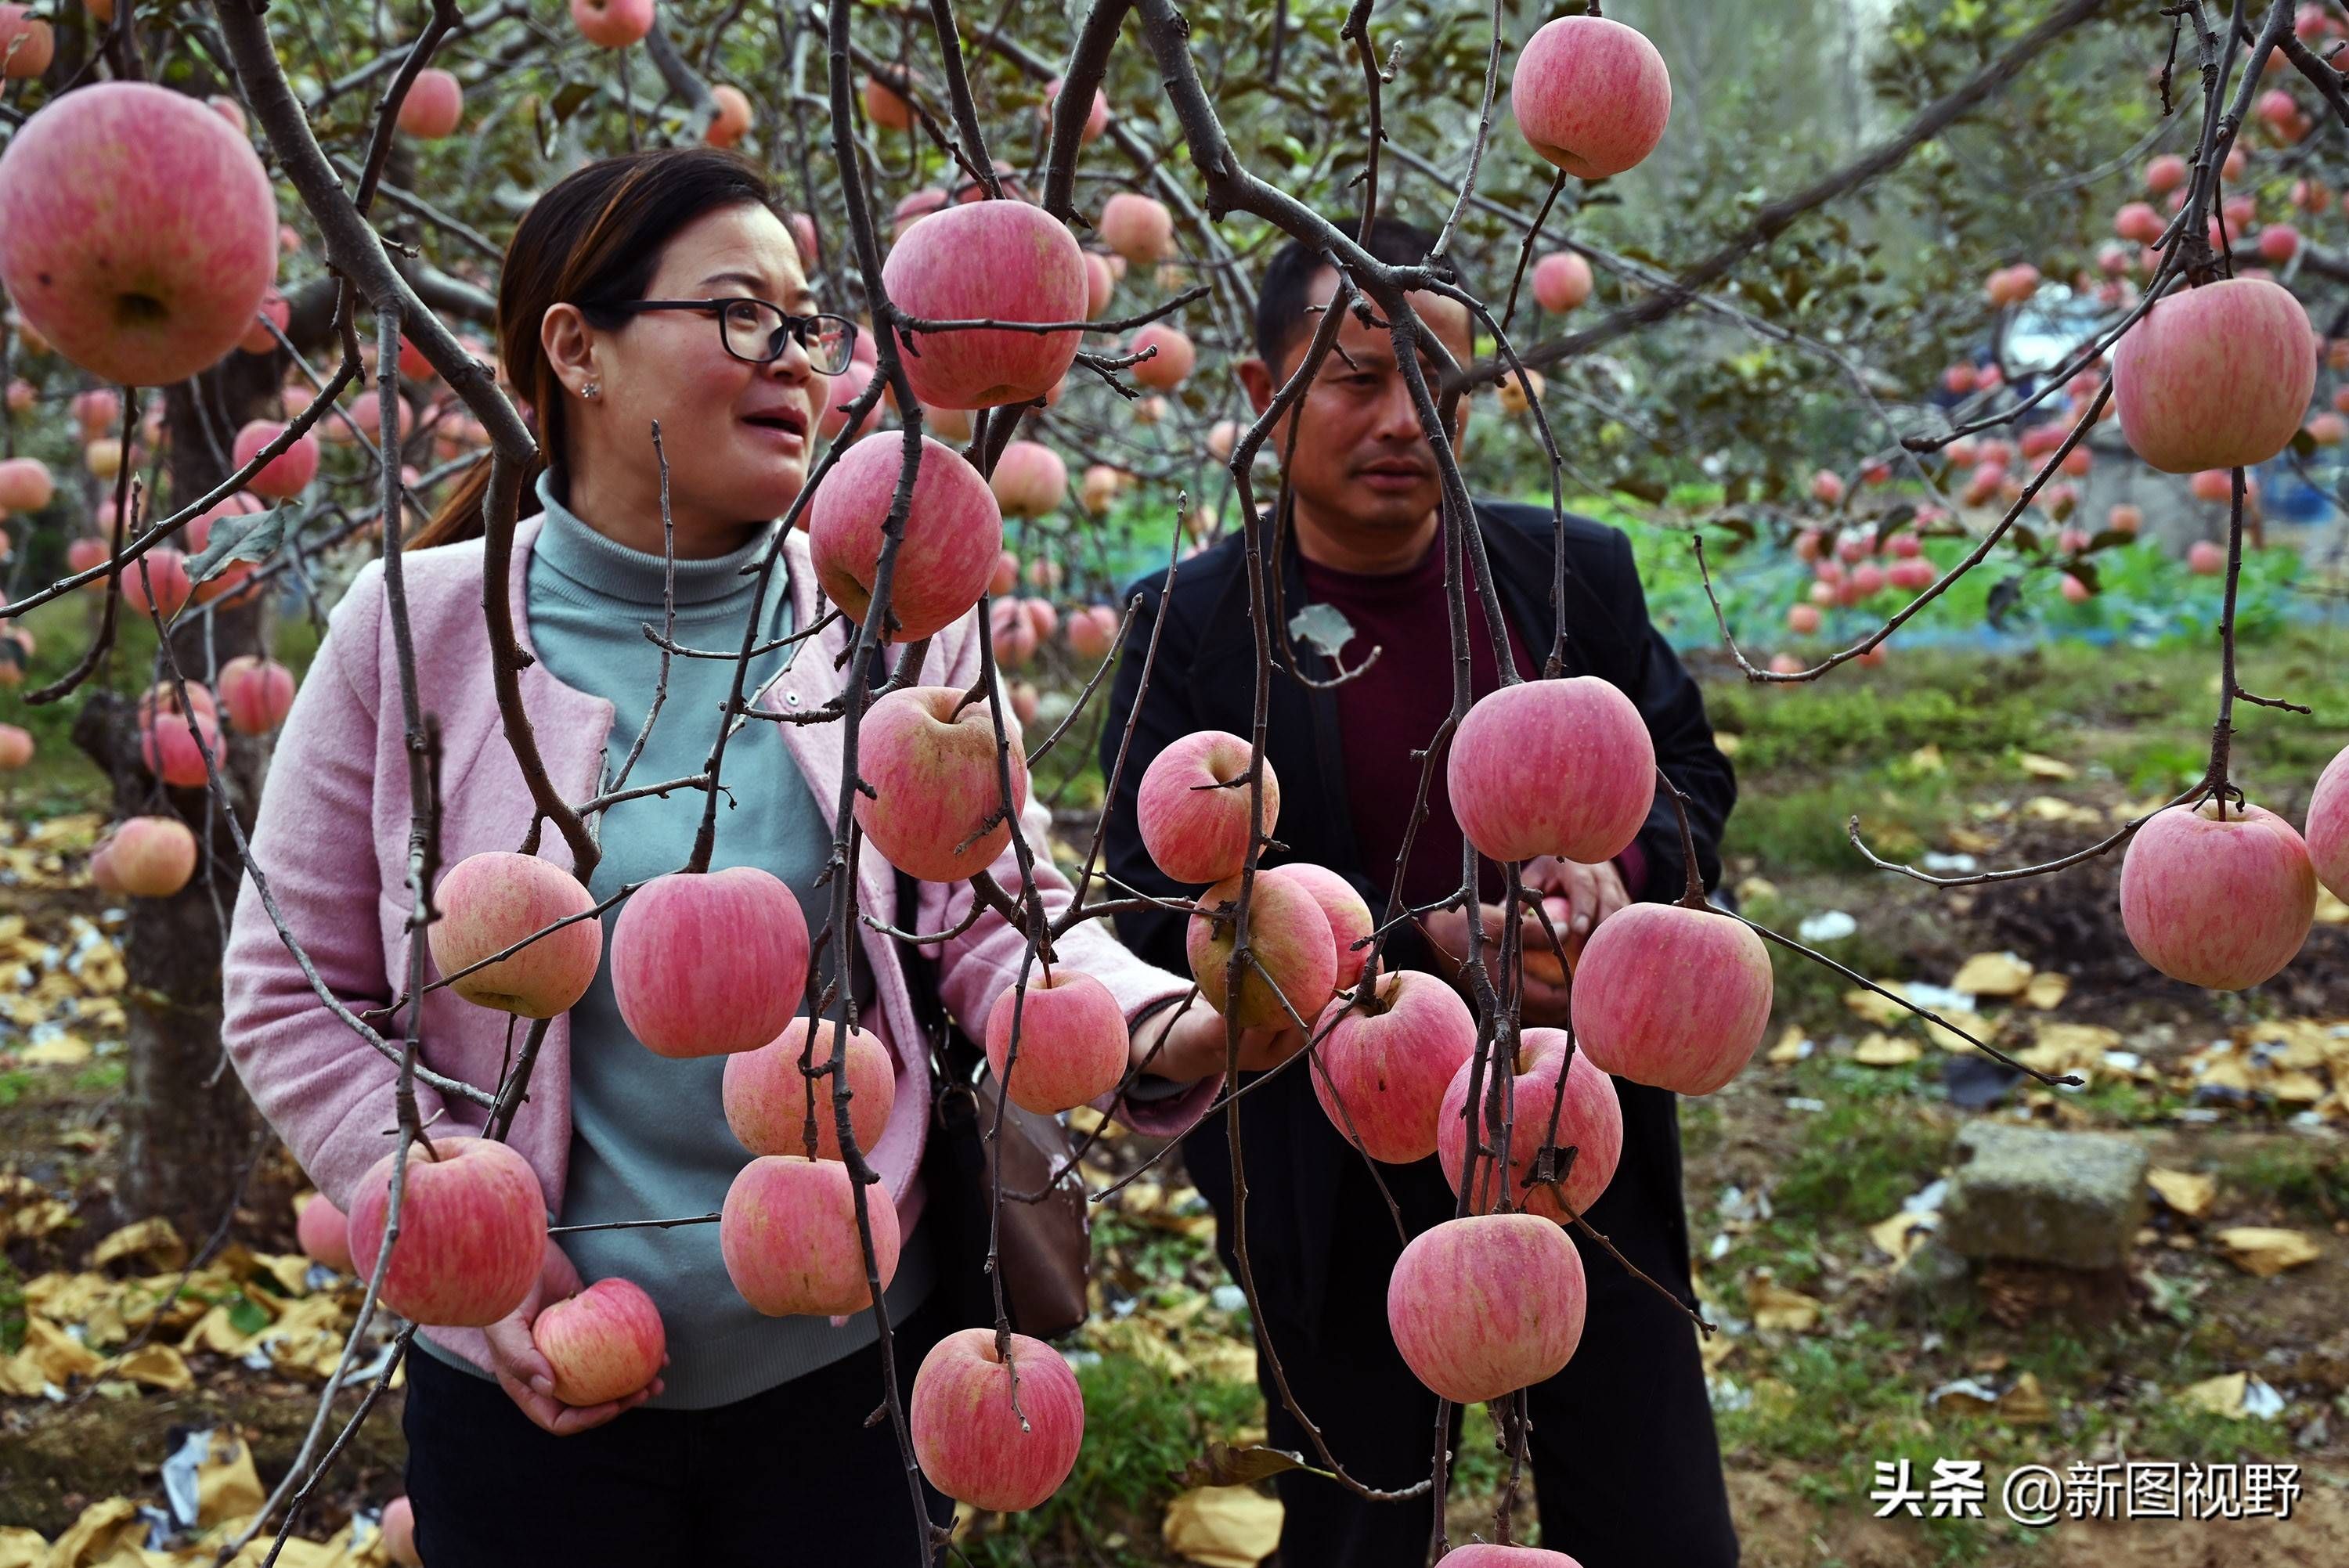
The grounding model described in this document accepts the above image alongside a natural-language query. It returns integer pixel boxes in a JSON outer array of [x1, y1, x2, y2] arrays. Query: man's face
[[1241, 269, 1477, 536]]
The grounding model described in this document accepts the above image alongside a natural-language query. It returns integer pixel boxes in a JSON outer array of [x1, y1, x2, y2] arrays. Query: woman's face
[[570, 203, 827, 534]]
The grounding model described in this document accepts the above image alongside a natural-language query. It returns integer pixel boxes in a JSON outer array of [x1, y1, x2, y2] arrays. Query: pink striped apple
[[396, 70, 464, 139], [1447, 677, 1655, 865], [0, 723, 31, 770], [139, 703, 218, 788], [1042, 76, 1110, 145], [0, 82, 277, 387], [723, 1018, 895, 1160], [1187, 867, 1337, 1029], [0, 7, 51, 77], [217, 654, 296, 734], [2120, 799, 2315, 989], [1279, 862, 1373, 992], [990, 440, 1068, 519], [1129, 323, 1195, 391], [1510, 16, 1672, 180], [1099, 193, 1174, 264], [1532, 252, 1593, 312], [2308, 745, 2347, 899], [1387, 1213, 1586, 1404], [1439, 1548, 1583, 1566], [807, 432, 1002, 643], [570, 0, 655, 48], [532, 1276, 666, 1405], [985, 968, 1128, 1114], [2113, 278, 2315, 472], [1571, 903, 1772, 1096], [705, 86, 754, 149], [427, 851, 604, 1020], [882, 200, 1087, 411], [1066, 604, 1121, 661], [111, 815, 198, 898], [295, 1191, 354, 1273], [233, 419, 320, 498], [348, 1135, 548, 1328], [1312, 970, 1477, 1162], [911, 1328, 1084, 1511], [610, 867, 810, 1056], [0, 457, 50, 511], [720, 1155, 899, 1316], [853, 684, 1030, 883], [1437, 1029, 1622, 1223], [1138, 730, 1281, 885]]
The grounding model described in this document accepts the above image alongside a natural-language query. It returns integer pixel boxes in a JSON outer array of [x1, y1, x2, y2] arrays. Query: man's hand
[[481, 1242, 666, 1435], [1521, 856, 1631, 978], [1423, 903, 1575, 1024], [1133, 994, 1308, 1085]]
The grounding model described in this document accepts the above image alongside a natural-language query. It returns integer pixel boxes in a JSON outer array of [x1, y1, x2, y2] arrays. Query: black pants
[[1253, 1152, 1741, 1567], [400, 1290, 955, 1566]]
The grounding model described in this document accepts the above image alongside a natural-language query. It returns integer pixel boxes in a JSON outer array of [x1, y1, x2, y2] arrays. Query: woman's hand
[[479, 1241, 669, 1435], [1131, 994, 1307, 1085]]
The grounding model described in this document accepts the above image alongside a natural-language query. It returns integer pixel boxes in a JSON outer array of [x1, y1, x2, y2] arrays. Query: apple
[[1810, 469, 1846, 506], [1008, 679, 1040, 729], [426, 851, 603, 1020], [380, 1498, 420, 1568], [892, 187, 948, 241], [2185, 539, 2228, 580], [347, 1135, 547, 1328], [121, 549, 194, 624], [0, 6, 52, 78], [1066, 604, 1120, 662], [1042, 76, 1110, 145], [2106, 503, 2143, 536], [110, 814, 199, 897], [1019, 597, 1058, 644], [1786, 603, 1821, 635], [396, 70, 464, 140], [1187, 867, 1338, 1029], [1943, 362, 1979, 395], [233, 419, 320, 499], [989, 440, 1068, 519], [532, 1276, 665, 1405], [0, 86, 280, 391], [1448, 678, 1655, 865], [1312, 970, 1478, 1162], [0, 723, 30, 770], [1081, 252, 1116, 321], [1386, 1213, 1586, 1404], [920, 400, 973, 443], [1497, 368, 1543, 416], [1279, 862, 1374, 993], [217, 654, 297, 734], [294, 1191, 354, 1272], [2119, 798, 2314, 989], [985, 968, 1128, 1114], [817, 358, 884, 442], [1129, 323, 1195, 391], [1438, 1548, 1583, 1567], [988, 550, 1020, 597], [1888, 557, 1936, 592], [2307, 744, 2348, 899], [570, 0, 655, 48], [1532, 251, 1593, 312], [911, 1328, 1084, 1511], [84, 438, 125, 481], [610, 867, 810, 1056], [864, 75, 915, 132], [1138, 730, 1281, 885], [990, 600, 1039, 670], [1437, 1028, 1621, 1222], [1099, 193, 1174, 264], [883, 199, 1090, 413], [854, 683, 1030, 883], [807, 432, 1002, 643], [1571, 904, 1771, 1096], [705, 84, 755, 149], [1510, 16, 1672, 180], [0, 456, 51, 511], [723, 1017, 895, 1160], [2113, 278, 2314, 473], [2307, 413, 2348, 446], [720, 1154, 899, 1316], [2259, 223, 2302, 263]]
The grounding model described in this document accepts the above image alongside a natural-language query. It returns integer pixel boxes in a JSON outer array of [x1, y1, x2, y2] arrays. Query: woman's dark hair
[[410, 148, 785, 550]]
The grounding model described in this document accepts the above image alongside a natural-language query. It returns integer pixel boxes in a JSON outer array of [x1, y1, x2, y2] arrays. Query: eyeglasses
[[597, 298, 859, 375]]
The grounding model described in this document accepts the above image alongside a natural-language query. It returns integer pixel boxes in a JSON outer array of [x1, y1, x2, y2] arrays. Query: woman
[[220, 149, 1230, 1564]]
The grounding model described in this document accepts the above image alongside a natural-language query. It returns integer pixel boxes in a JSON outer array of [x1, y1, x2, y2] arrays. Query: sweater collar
[[531, 467, 785, 609]]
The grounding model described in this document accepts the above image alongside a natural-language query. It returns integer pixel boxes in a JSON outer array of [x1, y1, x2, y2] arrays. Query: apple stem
[[1654, 766, 1710, 910]]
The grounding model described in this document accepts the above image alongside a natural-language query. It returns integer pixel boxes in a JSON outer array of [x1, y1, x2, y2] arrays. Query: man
[[1101, 218, 1741, 1567]]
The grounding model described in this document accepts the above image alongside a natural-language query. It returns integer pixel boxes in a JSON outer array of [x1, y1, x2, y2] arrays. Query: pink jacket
[[222, 514, 1210, 1379]]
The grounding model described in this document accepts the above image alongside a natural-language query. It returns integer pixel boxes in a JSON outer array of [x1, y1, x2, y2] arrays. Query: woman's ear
[[541, 303, 599, 402]]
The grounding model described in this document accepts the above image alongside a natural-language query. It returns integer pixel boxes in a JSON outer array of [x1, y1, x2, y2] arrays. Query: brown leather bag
[[897, 871, 1091, 1340]]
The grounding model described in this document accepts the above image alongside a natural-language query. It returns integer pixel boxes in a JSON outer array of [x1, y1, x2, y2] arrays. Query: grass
[[2216, 1141, 2349, 1221]]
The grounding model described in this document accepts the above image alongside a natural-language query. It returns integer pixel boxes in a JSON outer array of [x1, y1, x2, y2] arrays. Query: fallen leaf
[[1766, 1026, 1810, 1065], [2216, 1227, 2321, 1277], [40, 1496, 145, 1568], [91, 1216, 187, 1273], [2022, 795, 2102, 827], [2022, 972, 2070, 1010], [112, 1341, 192, 1393], [0, 1525, 45, 1568], [197, 1430, 267, 1527], [1853, 1033, 1921, 1067], [1162, 1485, 1285, 1567], [1951, 952, 2033, 997], [1997, 1370, 2052, 1425], [1748, 1279, 1823, 1333], [2179, 1372, 2248, 1418], [1867, 1209, 1934, 1266], [16, 1033, 92, 1065], [1907, 744, 1946, 773], [1923, 1009, 1990, 1053], [1843, 986, 1913, 1026], [2315, 885, 2348, 926], [1947, 827, 2000, 854], [2017, 752, 2077, 781], [2146, 1169, 2217, 1219]]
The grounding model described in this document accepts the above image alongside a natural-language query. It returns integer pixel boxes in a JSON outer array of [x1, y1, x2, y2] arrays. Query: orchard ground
[[2, 498, 2345, 1566]]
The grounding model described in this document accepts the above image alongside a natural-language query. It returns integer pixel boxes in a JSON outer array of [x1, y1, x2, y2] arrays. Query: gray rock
[[1890, 1236, 1972, 1303], [1936, 1120, 2149, 1270]]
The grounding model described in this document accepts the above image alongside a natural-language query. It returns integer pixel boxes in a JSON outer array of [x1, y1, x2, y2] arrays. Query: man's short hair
[[1251, 215, 1452, 366]]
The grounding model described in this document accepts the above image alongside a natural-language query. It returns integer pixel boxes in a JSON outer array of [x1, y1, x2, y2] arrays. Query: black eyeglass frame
[[594, 297, 859, 373]]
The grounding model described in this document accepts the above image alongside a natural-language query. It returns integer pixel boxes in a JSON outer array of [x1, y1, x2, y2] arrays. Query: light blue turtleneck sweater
[[410, 469, 933, 1409]]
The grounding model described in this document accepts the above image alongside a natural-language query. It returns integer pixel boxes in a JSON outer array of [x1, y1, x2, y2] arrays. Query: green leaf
[[1288, 602, 1355, 661], [186, 506, 294, 586]]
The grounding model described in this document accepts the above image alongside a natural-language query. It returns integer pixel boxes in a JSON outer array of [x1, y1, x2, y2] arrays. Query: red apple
[[610, 867, 810, 1056], [2308, 744, 2349, 900], [216, 653, 296, 735], [1531, 251, 1593, 313], [0, 82, 279, 387], [0, 456, 51, 511], [985, 968, 1129, 1114], [911, 1328, 1084, 1511], [1129, 323, 1195, 391], [2120, 799, 2314, 989], [854, 683, 1030, 883], [233, 418, 320, 499], [2187, 539, 2225, 575], [110, 814, 198, 897], [348, 1135, 547, 1328], [1066, 604, 1120, 662], [723, 1017, 895, 1160], [0, 723, 30, 770], [1312, 970, 1477, 1162], [0, 6, 51, 77], [295, 1191, 354, 1273], [1448, 678, 1654, 865], [240, 290, 290, 356], [720, 1154, 898, 1316], [1438, 1548, 1583, 1567], [807, 432, 1002, 643], [396, 70, 464, 139], [2113, 277, 2314, 473], [1042, 76, 1110, 145], [1082, 251, 1115, 319], [381, 1498, 420, 1568], [1279, 862, 1373, 993], [1138, 730, 1281, 885], [1571, 904, 1771, 1096], [1386, 1213, 1586, 1404], [1437, 1028, 1621, 1222], [570, 0, 655, 48], [1098, 193, 1174, 265], [882, 200, 1085, 411], [427, 851, 603, 1020], [989, 440, 1068, 519], [532, 1276, 665, 1405], [1187, 868, 1337, 1029], [816, 358, 884, 442], [920, 400, 972, 443], [1510, 16, 1672, 180], [864, 76, 915, 132]]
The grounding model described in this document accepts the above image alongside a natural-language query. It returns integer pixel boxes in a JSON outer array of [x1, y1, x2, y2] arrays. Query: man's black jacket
[[1097, 498, 1737, 1338]]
